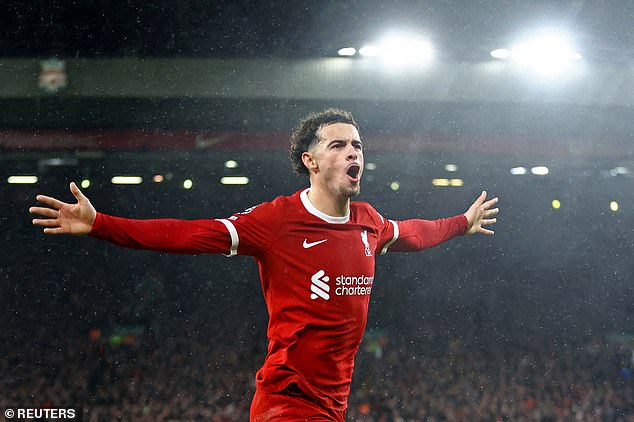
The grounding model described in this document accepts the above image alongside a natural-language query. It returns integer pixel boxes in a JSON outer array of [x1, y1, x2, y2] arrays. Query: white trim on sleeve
[[215, 219, 239, 257], [380, 220, 399, 255]]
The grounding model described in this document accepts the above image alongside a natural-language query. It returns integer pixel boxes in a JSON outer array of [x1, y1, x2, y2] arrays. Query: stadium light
[[490, 48, 511, 59], [359, 45, 380, 57], [445, 164, 458, 172], [111, 176, 142, 185], [81, 179, 90, 188], [610, 166, 630, 176], [359, 34, 434, 66], [531, 166, 549, 176], [432, 178, 463, 187], [610, 201, 619, 212], [510, 29, 581, 76], [379, 35, 434, 65], [224, 160, 239, 169], [510, 167, 527, 175], [337, 47, 356, 57], [183, 179, 193, 189], [552, 199, 561, 209], [432, 178, 450, 187], [7, 175, 38, 184], [221, 176, 249, 185]]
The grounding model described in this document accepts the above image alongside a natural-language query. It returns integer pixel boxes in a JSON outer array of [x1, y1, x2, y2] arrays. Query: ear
[[301, 151, 318, 174]]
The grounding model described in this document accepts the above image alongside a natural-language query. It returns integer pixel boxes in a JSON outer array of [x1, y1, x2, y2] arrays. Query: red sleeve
[[88, 212, 232, 255], [224, 199, 280, 257], [384, 214, 468, 253]]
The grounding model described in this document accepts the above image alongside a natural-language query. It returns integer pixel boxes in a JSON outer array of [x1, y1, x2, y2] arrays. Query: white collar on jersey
[[300, 188, 350, 224]]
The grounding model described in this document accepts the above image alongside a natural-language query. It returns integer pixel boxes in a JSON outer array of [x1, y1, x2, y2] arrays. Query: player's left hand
[[463, 191, 498, 236]]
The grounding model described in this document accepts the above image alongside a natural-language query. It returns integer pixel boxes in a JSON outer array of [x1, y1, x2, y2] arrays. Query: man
[[30, 108, 498, 421]]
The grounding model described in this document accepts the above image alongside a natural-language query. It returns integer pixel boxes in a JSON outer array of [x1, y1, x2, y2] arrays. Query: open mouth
[[346, 164, 361, 181]]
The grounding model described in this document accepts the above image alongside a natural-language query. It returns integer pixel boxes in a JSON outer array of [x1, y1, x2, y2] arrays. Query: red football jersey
[[89, 188, 468, 411]]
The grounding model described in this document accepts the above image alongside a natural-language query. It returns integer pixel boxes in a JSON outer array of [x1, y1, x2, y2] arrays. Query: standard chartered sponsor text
[[335, 275, 374, 296]]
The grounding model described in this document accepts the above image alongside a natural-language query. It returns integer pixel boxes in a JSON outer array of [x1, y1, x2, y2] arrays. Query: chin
[[341, 185, 361, 198]]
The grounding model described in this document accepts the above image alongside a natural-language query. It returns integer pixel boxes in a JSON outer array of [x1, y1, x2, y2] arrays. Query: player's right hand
[[29, 182, 97, 235]]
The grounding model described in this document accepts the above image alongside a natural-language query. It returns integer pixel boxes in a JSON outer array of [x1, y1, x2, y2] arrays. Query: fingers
[[473, 190, 487, 207], [482, 197, 499, 209], [70, 182, 87, 202], [43, 227, 66, 235], [484, 208, 499, 218], [466, 192, 499, 236], [473, 192, 498, 212], [35, 195, 67, 210], [29, 206, 59, 218], [32, 218, 60, 227]]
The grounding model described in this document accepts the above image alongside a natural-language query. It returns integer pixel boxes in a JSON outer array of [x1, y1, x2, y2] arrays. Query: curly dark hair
[[289, 108, 360, 176]]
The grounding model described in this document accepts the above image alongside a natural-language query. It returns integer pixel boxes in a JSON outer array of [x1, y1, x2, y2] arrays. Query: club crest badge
[[38, 58, 68, 94]]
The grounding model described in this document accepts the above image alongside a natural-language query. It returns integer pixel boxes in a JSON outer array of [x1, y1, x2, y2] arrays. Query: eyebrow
[[325, 139, 363, 146]]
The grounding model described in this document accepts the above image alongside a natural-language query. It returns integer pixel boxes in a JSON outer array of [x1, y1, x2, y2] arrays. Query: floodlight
[[379, 35, 433, 65], [490, 48, 511, 59], [111, 176, 142, 185], [337, 47, 356, 56], [221, 176, 249, 185], [7, 176, 38, 184], [432, 178, 450, 187], [511, 29, 581, 75], [359, 45, 380, 57], [531, 166, 549, 176]]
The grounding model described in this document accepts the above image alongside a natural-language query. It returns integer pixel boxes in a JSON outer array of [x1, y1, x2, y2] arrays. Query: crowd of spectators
[[349, 327, 634, 421], [1, 313, 632, 421], [2, 171, 633, 421]]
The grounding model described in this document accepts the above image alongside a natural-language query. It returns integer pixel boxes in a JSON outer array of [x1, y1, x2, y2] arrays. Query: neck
[[307, 184, 350, 217]]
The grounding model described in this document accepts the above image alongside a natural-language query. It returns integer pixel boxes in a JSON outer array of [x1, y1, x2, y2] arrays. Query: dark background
[[1, 1, 633, 420], [3, 0, 634, 62]]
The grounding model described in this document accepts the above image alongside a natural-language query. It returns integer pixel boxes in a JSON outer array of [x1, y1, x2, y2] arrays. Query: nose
[[346, 144, 358, 160]]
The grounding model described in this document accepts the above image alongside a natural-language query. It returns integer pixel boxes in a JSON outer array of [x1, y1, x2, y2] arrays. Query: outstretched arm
[[29, 182, 232, 255], [30, 182, 96, 235], [463, 190, 499, 236], [383, 191, 499, 253]]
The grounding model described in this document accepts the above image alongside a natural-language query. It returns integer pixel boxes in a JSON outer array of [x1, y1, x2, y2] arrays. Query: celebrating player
[[30, 108, 498, 421]]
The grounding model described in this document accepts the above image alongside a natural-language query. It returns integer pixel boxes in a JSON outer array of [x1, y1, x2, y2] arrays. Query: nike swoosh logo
[[303, 239, 328, 249]]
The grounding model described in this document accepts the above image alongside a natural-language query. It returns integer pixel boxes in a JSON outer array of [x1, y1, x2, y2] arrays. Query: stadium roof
[[3, 0, 634, 63]]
